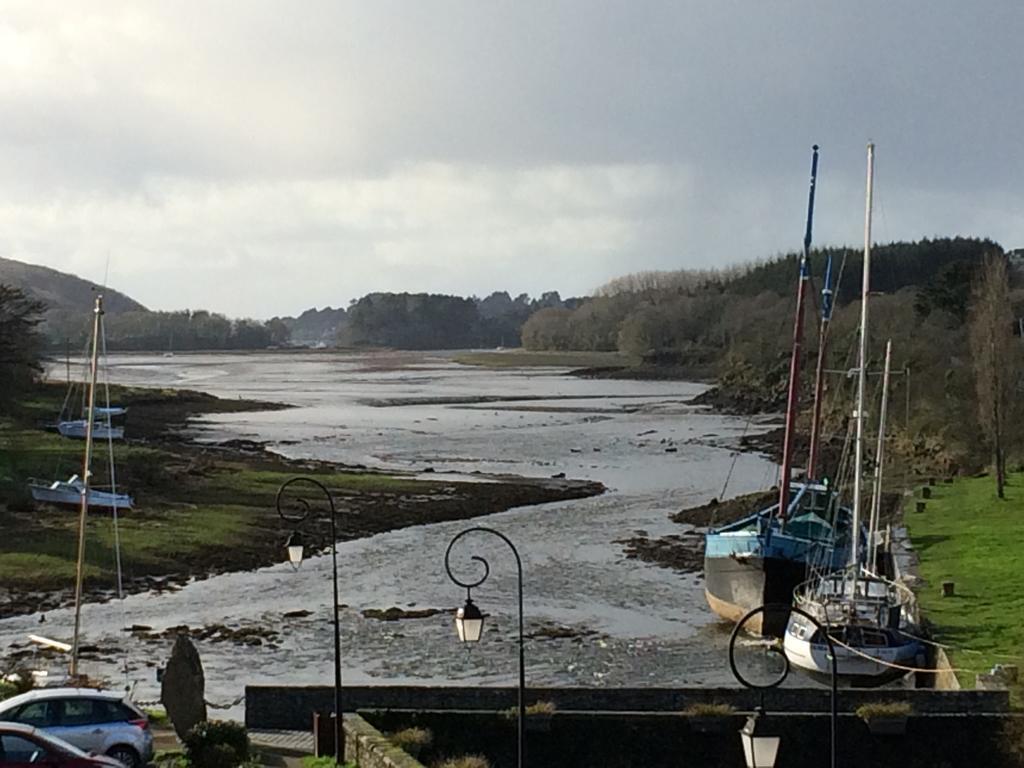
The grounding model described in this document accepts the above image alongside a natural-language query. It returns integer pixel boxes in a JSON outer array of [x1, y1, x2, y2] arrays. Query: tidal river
[[1, 351, 777, 716]]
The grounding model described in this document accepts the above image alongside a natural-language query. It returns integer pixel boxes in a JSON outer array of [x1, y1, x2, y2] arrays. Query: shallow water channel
[[1, 351, 779, 716]]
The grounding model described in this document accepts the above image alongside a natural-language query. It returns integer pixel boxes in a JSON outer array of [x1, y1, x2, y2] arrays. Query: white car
[[0, 689, 154, 768]]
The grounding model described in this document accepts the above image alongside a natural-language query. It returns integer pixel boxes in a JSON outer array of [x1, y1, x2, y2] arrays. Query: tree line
[[518, 236, 1022, 481], [339, 290, 576, 349]]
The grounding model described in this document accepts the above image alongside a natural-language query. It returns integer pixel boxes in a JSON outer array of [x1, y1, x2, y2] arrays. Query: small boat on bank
[[29, 296, 133, 512], [57, 419, 124, 440], [28, 474, 134, 510]]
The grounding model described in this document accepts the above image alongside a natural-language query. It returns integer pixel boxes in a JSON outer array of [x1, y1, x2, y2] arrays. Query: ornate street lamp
[[277, 477, 344, 763], [739, 707, 782, 768], [728, 604, 838, 768], [284, 530, 305, 569], [444, 526, 526, 768], [454, 597, 485, 643]]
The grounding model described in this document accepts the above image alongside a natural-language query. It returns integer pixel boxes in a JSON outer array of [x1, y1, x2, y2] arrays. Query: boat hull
[[30, 484, 133, 510], [783, 631, 922, 687], [704, 552, 811, 636], [58, 421, 124, 440]]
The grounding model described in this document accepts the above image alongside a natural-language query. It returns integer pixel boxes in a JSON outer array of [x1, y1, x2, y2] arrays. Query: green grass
[[0, 383, 446, 594], [452, 350, 633, 368], [906, 473, 1024, 697], [301, 757, 355, 768]]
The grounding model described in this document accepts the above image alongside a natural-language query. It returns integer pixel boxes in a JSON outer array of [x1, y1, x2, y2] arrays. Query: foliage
[[999, 717, 1024, 766], [89, 310, 289, 351], [341, 291, 575, 350], [0, 680, 19, 701], [968, 253, 1017, 497], [145, 708, 171, 726], [183, 720, 250, 768], [854, 701, 913, 721], [905, 474, 1024, 699], [432, 757, 491, 768], [388, 727, 432, 757], [501, 700, 556, 719], [0, 284, 46, 413], [681, 702, 737, 717], [301, 758, 355, 768]]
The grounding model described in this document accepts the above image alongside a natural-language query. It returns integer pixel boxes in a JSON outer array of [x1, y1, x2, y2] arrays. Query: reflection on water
[[4, 351, 780, 716]]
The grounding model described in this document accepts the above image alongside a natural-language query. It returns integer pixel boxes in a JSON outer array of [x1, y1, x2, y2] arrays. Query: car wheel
[[106, 745, 141, 768]]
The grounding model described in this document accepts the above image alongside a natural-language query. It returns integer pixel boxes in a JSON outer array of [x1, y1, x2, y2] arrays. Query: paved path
[[249, 729, 316, 756]]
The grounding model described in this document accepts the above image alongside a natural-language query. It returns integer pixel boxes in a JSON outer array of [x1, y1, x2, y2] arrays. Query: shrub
[[389, 727, 432, 758], [0, 671, 34, 699], [681, 702, 736, 717], [432, 756, 490, 768], [183, 720, 250, 768], [501, 700, 556, 720], [855, 701, 913, 721]]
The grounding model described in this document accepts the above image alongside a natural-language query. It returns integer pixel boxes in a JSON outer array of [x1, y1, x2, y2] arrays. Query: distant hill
[[0, 256, 147, 341]]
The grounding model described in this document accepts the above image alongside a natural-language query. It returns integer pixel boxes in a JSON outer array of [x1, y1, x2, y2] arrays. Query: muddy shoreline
[[1, 384, 605, 619]]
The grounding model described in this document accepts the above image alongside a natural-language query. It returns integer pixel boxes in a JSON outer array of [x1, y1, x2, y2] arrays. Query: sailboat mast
[[868, 339, 893, 569], [851, 143, 875, 567], [777, 145, 819, 522], [807, 251, 834, 480], [70, 295, 103, 677]]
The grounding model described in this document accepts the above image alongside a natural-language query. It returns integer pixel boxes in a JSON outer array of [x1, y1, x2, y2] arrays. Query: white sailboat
[[29, 296, 133, 511], [783, 144, 924, 686]]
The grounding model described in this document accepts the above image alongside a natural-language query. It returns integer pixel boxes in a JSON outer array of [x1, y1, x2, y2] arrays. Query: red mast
[[777, 145, 820, 523]]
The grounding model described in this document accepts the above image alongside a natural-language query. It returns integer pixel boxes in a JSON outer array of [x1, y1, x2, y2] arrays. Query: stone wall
[[245, 684, 1009, 731], [363, 710, 1024, 768], [342, 714, 425, 768]]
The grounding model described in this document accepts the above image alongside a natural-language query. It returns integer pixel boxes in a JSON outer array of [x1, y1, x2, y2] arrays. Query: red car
[[0, 722, 123, 768]]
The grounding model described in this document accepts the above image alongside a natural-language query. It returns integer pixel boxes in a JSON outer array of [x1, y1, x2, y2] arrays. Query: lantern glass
[[285, 531, 304, 569], [455, 599, 484, 643], [739, 710, 780, 768]]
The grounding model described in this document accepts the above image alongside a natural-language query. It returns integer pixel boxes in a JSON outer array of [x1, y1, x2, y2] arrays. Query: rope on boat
[[100, 317, 131, 690], [823, 632, 976, 675], [716, 416, 754, 519]]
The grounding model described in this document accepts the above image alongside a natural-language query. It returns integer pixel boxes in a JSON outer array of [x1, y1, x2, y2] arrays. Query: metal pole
[[868, 340, 893, 569], [71, 295, 103, 677], [445, 527, 525, 768], [852, 142, 875, 568], [778, 145, 820, 524], [728, 604, 837, 768], [275, 477, 344, 764], [330, 508, 344, 764]]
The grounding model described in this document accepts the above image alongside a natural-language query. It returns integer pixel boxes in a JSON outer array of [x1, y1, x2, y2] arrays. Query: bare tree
[[968, 253, 1016, 497]]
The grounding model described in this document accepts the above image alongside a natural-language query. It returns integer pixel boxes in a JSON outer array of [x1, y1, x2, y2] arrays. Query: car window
[[9, 702, 57, 728], [92, 700, 130, 724], [59, 698, 97, 727], [0, 734, 49, 763]]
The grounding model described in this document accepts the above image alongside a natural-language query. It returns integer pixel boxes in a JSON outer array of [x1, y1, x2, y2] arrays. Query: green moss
[[907, 474, 1024, 701]]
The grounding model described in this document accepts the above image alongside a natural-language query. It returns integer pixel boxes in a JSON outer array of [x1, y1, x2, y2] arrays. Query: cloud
[[0, 1, 1021, 316]]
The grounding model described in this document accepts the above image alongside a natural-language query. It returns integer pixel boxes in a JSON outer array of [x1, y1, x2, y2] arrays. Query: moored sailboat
[[783, 144, 924, 685], [704, 145, 857, 636], [29, 296, 133, 511]]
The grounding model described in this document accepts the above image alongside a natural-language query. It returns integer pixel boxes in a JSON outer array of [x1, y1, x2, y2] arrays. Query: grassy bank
[[0, 382, 603, 615], [906, 473, 1024, 698]]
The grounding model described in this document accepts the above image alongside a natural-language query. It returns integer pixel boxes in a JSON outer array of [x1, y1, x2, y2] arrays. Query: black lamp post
[[444, 526, 525, 768], [728, 604, 838, 768], [277, 477, 344, 764]]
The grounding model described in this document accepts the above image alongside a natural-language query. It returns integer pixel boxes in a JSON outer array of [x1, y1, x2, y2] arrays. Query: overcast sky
[[1, 1, 1021, 318]]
